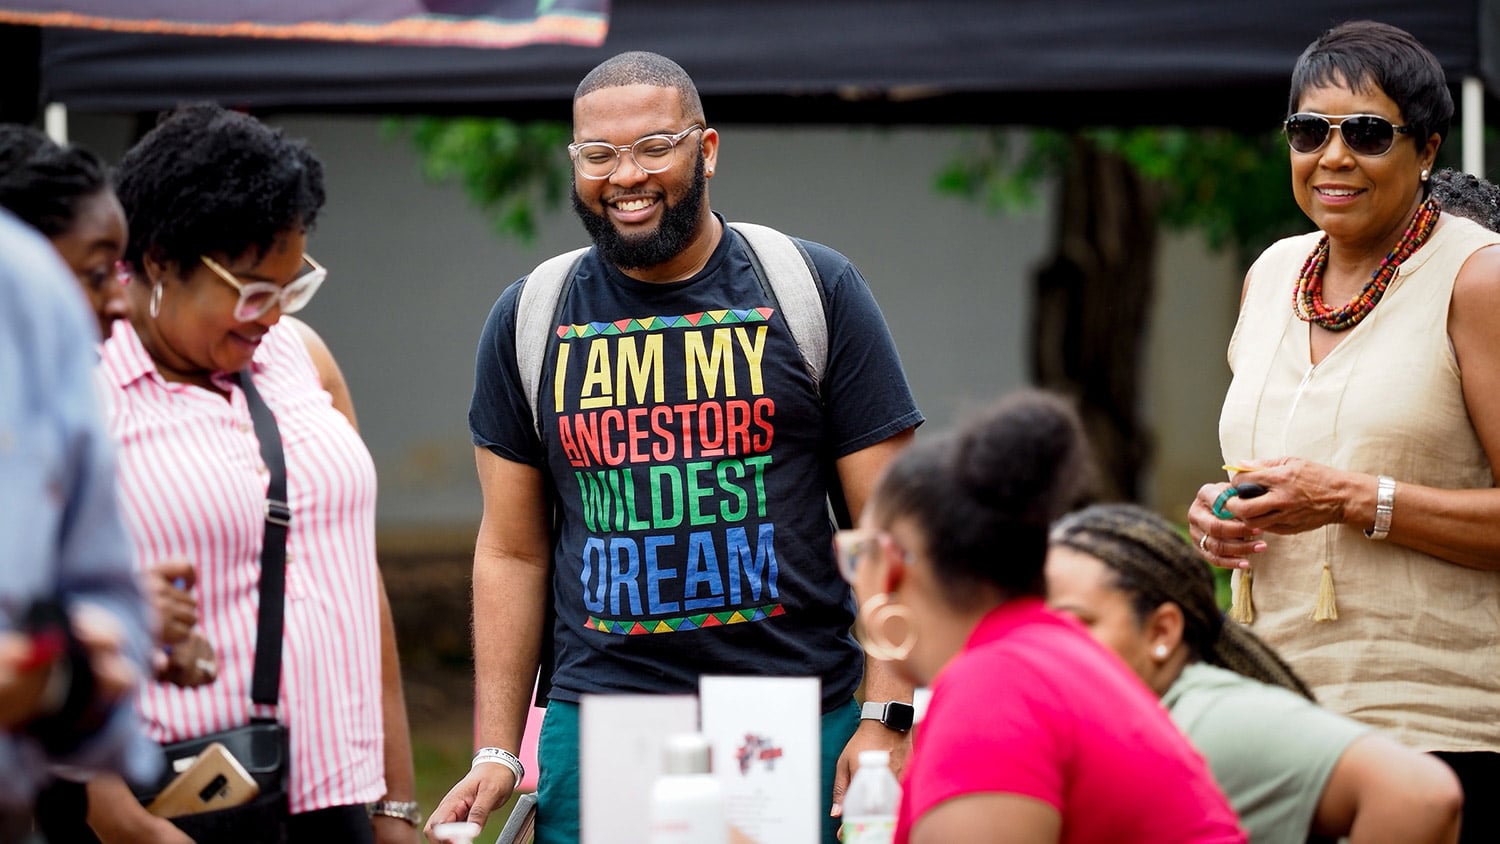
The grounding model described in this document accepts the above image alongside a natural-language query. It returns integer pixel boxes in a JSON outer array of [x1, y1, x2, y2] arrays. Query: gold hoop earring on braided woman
[[857, 593, 917, 661]]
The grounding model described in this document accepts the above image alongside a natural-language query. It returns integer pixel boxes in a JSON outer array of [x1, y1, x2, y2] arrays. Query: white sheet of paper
[[698, 675, 821, 844], [579, 693, 700, 844]]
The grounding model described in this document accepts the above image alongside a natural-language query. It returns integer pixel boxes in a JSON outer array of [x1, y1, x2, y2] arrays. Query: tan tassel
[[1229, 569, 1255, 623], [1311, 562, 1338, 621]]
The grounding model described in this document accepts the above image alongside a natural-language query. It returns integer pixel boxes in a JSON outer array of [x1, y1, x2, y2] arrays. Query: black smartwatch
[[860, 700, 915, 732]]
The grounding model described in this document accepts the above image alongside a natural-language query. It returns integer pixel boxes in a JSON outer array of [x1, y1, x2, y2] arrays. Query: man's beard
[[571, 153, 708, 271]]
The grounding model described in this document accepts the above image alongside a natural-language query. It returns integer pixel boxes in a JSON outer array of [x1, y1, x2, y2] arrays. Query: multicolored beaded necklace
[[1292, 197, 1441, 331]]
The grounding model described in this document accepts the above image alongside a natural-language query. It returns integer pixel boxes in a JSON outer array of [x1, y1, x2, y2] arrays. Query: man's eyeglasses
[[568, 125, 704, 180], [1283, 112, 1413, 158], [201, 254, 327, 322]]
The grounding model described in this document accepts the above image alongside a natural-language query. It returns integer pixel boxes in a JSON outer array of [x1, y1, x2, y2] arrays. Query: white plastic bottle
[[842, 749, 901, 844], [648, 733, 729, 844]]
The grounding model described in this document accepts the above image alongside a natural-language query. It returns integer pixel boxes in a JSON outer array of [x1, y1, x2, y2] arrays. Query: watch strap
[[860, 700, 915, 732]]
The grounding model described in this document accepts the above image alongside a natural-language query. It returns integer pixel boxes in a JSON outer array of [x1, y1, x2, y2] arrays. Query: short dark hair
[[574, 51, 705, 124], [871, 389, 1095, 606], [1430, 167, 1500, 232], [113, 103, 325, 274], [1287, 20, 1452, 155], [1050, 503, 1314, 699], [0, 123, 110, 239]]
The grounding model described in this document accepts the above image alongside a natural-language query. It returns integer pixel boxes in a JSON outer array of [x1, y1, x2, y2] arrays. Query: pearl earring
[[1421, 168, 1430, 182], [1153, 644, 1169, 661]]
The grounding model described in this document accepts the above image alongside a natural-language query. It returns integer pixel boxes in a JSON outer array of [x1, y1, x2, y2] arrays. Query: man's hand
[[830, 719, 911, 819], [423, 765, 517, 842]]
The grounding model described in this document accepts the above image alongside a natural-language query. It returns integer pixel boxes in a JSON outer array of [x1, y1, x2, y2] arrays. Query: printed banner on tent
[[0, 1, 607, 48]]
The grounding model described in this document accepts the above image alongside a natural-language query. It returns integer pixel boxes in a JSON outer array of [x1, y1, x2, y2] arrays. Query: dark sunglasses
[[1283, 112, 1413, 158]]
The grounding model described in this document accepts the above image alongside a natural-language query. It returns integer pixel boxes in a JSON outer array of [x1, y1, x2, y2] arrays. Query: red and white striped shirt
[[98, 320, 384, 813]]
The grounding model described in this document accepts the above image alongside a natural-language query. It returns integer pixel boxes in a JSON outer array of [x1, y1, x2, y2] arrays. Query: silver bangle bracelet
[[472, 746, 525, 786], [1364, 475, 1395, 540]]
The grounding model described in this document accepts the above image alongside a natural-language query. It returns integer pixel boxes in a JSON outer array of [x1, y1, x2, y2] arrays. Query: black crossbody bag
[[131, 370, 293, 841]]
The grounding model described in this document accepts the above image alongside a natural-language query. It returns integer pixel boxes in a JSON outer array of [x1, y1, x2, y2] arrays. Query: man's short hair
[[574, 51, 705, 124]]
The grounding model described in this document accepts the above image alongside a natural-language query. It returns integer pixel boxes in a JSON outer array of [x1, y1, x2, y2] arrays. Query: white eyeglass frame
[[567, 124, 704, 180], [200, 253, 327, 322]]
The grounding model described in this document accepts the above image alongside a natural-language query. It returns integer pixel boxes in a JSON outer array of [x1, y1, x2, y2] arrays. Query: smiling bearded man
[[431, 50, 926, 844]]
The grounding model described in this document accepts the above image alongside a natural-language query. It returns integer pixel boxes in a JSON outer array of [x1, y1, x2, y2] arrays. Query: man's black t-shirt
[[470, 218, 923, 711]]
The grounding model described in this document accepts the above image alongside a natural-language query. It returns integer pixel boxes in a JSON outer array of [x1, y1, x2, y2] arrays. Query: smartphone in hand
[[145, 742, 260, 818]]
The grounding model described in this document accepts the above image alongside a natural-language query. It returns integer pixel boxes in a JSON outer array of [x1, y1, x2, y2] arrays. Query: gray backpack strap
[[728, 221, 828, 390], [515, 246, 589, 438]]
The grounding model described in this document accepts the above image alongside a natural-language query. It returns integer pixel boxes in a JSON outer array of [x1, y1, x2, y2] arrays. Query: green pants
[[535, 697, 860, 844]]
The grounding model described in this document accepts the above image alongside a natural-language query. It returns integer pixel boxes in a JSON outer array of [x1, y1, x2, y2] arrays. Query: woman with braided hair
[[0, 123, 128, 339], [1047, 503, 1462, 844]]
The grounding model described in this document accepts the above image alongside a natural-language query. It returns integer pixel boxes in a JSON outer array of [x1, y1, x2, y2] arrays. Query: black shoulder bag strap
[[238, 370, 289, 711]]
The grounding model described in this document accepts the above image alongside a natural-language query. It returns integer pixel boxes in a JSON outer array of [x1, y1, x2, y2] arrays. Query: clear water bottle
[[430, 821, 481, 844], [648, 733, 729, 844], [842, 749, 901, 844]]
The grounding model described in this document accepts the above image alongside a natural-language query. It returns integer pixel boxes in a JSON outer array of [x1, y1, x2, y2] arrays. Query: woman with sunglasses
[[1048, 503, 1462, 844], [1189, 20, 1500, 841], [77, 103, 419, 843], [842, 389, 1244, 844]]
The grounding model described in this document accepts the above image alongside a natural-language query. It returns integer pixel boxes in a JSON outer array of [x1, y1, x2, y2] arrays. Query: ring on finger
[[1199, 533, 1210, 553], [195, 658, 217, 676]]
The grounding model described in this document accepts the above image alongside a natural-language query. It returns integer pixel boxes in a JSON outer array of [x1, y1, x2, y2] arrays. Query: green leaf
[[387, 116, 572, 242]]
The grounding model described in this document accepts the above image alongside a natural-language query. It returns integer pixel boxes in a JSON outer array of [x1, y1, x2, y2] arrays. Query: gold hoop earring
[[149, 283, 163, 319], [857, 593, 916, 661]]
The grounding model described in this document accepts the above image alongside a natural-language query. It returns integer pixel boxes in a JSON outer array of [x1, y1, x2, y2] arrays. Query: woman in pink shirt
[[836, 390, 1244, 844], [78, 104, 418, 843]]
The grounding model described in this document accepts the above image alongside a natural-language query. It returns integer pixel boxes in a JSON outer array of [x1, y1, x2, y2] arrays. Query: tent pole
[[44, 102, 68, 145], [1463, 77, 1484, 177]]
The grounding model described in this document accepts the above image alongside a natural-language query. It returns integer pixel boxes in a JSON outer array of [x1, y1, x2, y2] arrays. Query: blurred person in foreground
[[429, 50, 922, 844], [72, 103, 418, 843], [0, 122, 217, 691], [841, 390, 1244, 843], [2, 121, 223, 843], [1048, 502, 1463, 844], [1189, 21, 1500, 840], [0, 208, 158, 841]]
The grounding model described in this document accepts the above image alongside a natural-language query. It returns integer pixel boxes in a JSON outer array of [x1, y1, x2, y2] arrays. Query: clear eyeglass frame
[[567, 124, 704, 180]]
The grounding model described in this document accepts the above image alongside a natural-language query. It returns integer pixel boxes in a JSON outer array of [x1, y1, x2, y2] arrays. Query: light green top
[[1163, 663, 1368, 844]]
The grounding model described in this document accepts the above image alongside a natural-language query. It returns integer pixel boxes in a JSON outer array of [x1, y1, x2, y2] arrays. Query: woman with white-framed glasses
[[77, 103, 419, 844], [1189, 21, 1500, 840]]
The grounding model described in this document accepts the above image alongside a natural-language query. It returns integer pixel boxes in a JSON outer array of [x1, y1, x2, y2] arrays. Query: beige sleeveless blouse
[[1220, 214, 1500, 751]]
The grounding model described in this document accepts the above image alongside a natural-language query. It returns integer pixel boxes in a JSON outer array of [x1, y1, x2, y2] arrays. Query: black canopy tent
[[32, 0, 1500, 138]]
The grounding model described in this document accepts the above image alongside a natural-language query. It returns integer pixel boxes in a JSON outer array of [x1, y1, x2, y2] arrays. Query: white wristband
[[472, 747, 524, 786]]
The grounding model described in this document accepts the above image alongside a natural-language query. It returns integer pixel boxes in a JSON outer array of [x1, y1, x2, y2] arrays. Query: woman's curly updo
[[870, 389, 1096, 608], [114, 103, 325, 275]]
